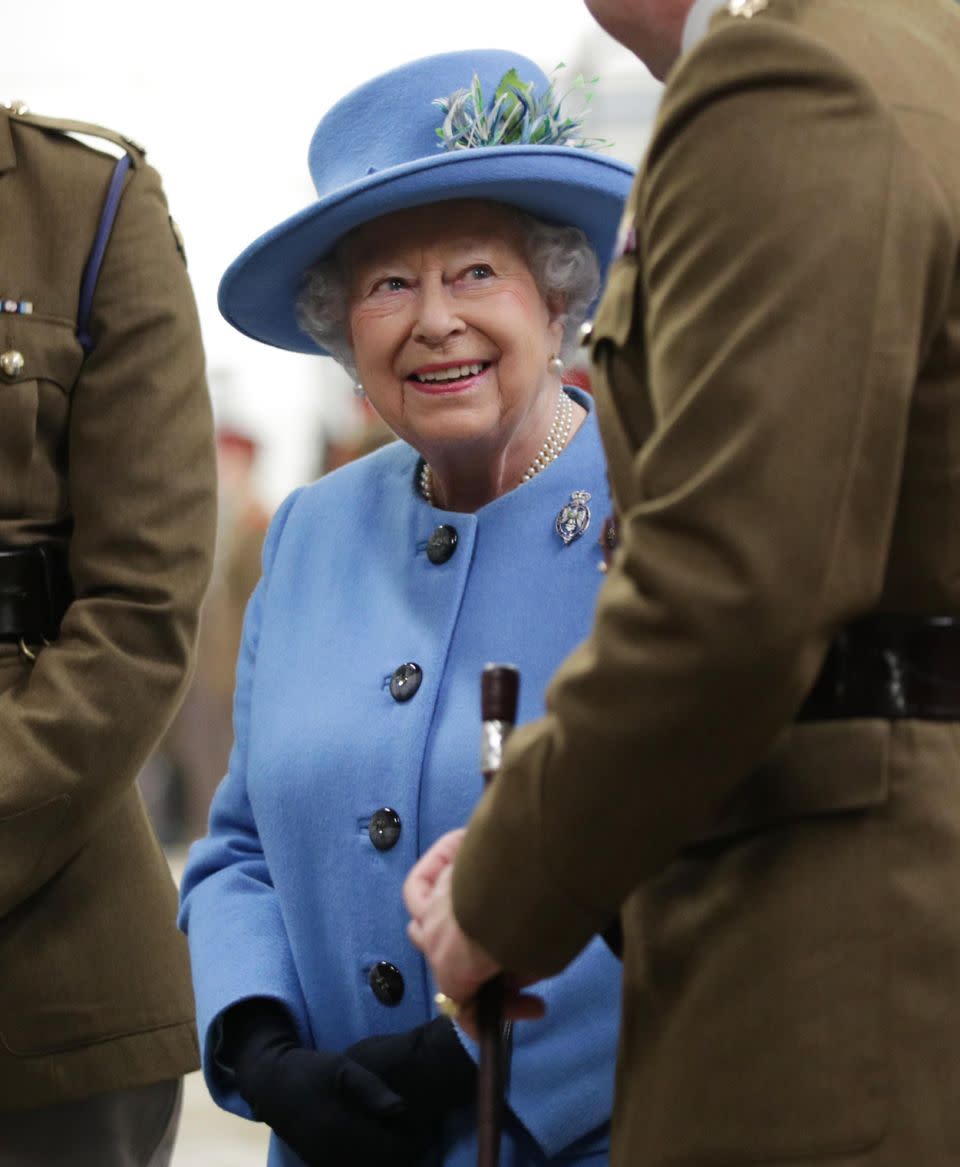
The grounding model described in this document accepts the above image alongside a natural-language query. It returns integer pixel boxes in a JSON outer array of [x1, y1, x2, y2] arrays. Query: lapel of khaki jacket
[[589, 163, 655, 513], [0, 111, 16, 174]]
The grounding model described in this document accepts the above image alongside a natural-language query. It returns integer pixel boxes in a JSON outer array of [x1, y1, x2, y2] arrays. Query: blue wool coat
[[179, 394, 621, 1166]]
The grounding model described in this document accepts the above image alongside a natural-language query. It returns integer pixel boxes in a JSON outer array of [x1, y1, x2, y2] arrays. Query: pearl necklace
[[419, 391, 575, 506]]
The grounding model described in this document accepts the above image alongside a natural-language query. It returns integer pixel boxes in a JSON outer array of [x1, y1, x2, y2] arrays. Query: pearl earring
[[353, 382, 366, 399], [547, 355, 564, 376]]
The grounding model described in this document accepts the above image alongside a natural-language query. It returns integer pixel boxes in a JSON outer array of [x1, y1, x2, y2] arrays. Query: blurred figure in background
[[160, 425, 270, 843], [320, 395, 397, 476], [0, 102, 215, 1165]]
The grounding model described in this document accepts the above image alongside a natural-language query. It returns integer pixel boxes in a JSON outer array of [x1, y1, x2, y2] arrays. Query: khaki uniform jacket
[[453, 2, 960, 1164], [0, 107, 215, 1109]]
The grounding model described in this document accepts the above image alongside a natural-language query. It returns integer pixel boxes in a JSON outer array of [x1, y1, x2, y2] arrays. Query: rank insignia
[[728, 0, 770, 16]]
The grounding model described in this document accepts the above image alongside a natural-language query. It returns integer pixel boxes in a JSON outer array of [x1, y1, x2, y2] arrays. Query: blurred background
[[7, 1, 661, 1159]]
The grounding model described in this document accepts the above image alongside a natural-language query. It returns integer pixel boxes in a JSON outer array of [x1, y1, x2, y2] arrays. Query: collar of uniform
[[682, 0, 729, 54], [0, 110, 16, 174]]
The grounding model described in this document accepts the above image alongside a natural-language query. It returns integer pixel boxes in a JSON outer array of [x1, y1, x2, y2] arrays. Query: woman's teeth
[[412, 362, 487, 384]]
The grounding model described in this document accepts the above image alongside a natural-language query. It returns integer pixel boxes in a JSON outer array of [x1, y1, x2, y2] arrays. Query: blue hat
[[218, 49, 635, 354]]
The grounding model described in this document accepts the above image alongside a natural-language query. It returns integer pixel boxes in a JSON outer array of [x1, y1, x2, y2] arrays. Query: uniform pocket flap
[[693, 720, 891, 845], [0, 317, 83, 393], [0, 795, 72, 917]]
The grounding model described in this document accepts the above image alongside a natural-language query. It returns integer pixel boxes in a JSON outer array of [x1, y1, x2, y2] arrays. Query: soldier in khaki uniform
[[0, 103, 215, 1163], [407, 2, 960, 1164]]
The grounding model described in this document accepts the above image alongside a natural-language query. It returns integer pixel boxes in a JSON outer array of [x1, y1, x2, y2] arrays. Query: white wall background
[[7, 0, 660, 507]]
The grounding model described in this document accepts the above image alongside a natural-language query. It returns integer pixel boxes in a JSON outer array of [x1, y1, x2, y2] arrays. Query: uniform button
[[578, 320, 594, 347], [0, 350, 25, 378], [390, 662, 422, 702], [369, 961, 404, 1005], [368, 807, 401, 851], [426, 524, 458, 565]]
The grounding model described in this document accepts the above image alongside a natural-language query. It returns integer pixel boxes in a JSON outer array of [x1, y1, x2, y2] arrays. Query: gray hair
[[295, 206, 600, 377]]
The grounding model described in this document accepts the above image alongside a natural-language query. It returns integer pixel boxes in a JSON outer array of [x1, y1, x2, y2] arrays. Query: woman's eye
[[467, 264, 494, 280], [373, 276, 407, 293]]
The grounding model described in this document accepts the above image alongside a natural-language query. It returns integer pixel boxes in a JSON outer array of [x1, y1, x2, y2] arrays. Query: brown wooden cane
[[476, 664, 520, 1167]]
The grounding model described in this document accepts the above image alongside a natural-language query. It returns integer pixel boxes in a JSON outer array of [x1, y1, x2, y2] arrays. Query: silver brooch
[[556, 491, 592, 545]]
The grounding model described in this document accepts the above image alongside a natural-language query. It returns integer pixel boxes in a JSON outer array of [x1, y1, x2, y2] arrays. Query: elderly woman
[[179, 49, 633, 1167]]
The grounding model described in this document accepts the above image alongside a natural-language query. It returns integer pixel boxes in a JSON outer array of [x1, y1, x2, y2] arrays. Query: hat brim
[[218, 146, 635, 355]]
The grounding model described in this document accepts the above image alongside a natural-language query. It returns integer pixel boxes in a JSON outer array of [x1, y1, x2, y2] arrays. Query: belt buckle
[[0, 545, 58, 646]]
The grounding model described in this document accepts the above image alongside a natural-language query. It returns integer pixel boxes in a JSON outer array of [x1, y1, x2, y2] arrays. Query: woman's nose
[[413, 283, 465, 346]]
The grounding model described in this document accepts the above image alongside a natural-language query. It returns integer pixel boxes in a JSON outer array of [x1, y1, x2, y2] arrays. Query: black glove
[[220, 998, 428, 1167], [346, 1016, 476, 1122]]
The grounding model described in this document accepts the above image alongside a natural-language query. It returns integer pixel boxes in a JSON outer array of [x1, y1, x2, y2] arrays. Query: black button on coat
[[369, 961, 404, 1006], [368, 807, 401, 851], [389, 662, 422, 702], [426, 524, 458, 564]]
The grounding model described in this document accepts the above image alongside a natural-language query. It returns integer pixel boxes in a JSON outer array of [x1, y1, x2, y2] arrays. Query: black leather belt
[[0, 544, 74, 644], [797, 614, 960, 722]]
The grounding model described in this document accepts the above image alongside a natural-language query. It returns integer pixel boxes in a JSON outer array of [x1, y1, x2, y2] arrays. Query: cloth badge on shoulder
[[613, 209, 637, 259]]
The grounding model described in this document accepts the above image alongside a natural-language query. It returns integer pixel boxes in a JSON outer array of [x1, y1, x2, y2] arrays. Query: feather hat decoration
[[434, 66, 610, 151]]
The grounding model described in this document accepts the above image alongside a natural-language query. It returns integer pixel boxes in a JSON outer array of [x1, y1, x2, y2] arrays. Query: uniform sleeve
[[0, 160, 216, 917], [452, 24, 956, 974], [178, 490, 312, 1117]]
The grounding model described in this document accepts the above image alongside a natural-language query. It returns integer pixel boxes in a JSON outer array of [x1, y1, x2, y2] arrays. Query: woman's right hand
[[221, 998, 428, 1166]]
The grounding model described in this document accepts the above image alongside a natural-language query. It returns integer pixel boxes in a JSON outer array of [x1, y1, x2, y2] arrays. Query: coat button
[[369, 961, 404, 1005], [0, 350, 25, 378], [426, 524, 458, 565], [368, 807, 401, 851], [390, 662, 422, 702]]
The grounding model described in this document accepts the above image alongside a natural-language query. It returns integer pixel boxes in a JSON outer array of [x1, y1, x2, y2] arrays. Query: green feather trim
[[432, 66, 612, 153]]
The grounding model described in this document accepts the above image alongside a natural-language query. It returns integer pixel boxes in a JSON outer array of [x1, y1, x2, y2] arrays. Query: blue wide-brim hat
[[218, 49, 635, 355]]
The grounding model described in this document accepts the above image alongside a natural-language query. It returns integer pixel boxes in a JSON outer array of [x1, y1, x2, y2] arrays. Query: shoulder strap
[[4, 104, 146, 356], [76, 152, 133, 355], [6, 107, 146, 162]]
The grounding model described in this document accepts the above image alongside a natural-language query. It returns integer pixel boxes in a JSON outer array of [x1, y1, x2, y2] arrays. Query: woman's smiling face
[[342, 201, 564, 472]]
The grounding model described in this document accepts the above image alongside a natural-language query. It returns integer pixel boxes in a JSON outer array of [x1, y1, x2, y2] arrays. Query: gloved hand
[[346, 1015, 476, 1121], [220, 998, 428, 1167]]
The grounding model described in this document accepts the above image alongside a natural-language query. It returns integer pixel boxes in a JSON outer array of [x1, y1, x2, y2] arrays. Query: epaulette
[[1, 101, 148, 354], [2, 100, 146, 165]]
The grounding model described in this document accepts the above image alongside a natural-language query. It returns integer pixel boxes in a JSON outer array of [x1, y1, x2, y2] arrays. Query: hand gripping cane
[[476, 663, 520, 1167]]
